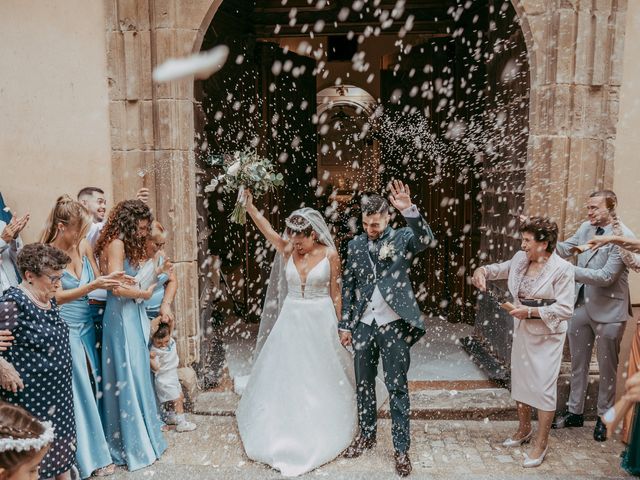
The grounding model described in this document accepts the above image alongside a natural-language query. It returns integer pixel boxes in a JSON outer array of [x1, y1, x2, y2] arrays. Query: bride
[[235, 191, 358, 477]]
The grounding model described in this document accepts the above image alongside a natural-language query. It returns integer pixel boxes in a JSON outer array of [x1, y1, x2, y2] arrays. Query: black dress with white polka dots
[[0, 287, 76, 478]]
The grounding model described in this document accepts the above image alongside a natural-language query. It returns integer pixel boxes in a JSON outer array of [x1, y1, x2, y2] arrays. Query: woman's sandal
[[93, 464, 116, 477]]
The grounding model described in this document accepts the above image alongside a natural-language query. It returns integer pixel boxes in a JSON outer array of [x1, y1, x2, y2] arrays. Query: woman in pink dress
[[472, 217, 575, 468]]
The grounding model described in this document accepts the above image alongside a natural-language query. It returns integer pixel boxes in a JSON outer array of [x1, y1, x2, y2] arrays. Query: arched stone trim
[[105, 0, 629, 368]]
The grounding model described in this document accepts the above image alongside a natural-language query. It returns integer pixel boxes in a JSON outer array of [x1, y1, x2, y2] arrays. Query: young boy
[[150, 322, 196, 432]]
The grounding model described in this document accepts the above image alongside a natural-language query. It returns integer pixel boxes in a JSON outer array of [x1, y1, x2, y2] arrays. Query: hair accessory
[[0, 420, 54, 453], [285, 217, 311, 233]]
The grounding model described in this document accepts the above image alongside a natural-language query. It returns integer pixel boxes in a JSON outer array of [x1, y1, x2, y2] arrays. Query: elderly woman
[[472, 217, 575, 468], [0, 243, 75, 480]]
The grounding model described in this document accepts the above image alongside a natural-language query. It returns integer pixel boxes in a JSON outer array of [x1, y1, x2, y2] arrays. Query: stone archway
[[104, 0, 628, 371]]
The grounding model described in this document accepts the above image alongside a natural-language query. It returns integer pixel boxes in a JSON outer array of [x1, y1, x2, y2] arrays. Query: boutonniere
[[378, 241, 396, 261]]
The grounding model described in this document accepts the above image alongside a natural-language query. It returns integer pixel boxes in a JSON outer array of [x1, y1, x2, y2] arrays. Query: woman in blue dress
[[95, 200, 167, 471], [42, 196, 128, 478]]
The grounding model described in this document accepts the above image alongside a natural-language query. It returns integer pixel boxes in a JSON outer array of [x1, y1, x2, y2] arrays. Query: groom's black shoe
[[394, 452, 412, 477], [343, 436, 376, 458], [594, 417, 607, 442]]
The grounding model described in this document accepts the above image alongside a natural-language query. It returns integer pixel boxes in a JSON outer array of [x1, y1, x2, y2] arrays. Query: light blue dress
[[60, 256, 112, 478], [101, 258, 167, 471], [144, 257, 169, 319]]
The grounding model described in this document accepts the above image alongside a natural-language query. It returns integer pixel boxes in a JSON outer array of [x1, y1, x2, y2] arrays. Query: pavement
[[110, 416, 634, 479]]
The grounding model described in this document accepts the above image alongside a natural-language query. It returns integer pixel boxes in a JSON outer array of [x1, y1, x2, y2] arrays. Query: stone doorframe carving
[[104, 0, 627, 365]]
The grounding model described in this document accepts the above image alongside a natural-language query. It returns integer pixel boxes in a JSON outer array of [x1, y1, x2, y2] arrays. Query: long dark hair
[[95, 200, 153, 266]]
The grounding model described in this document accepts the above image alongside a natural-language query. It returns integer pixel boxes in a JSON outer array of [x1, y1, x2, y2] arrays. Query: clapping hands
[[1, 213, 29, 244]]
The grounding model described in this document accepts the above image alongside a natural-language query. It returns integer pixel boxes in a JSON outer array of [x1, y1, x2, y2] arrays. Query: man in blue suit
[[339, 180, 434, 477]]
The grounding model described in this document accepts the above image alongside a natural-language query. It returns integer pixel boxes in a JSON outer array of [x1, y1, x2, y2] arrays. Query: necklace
[[18, 284, 51, 310]]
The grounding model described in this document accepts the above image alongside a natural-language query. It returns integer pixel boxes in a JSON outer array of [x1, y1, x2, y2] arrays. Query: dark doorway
[[195, 0, 530, 384]]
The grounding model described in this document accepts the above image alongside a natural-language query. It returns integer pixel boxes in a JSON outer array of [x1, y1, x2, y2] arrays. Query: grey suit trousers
[[567, 300, 626, 416]]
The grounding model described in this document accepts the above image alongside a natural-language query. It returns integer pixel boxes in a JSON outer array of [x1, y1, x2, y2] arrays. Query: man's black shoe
[[594, 417, 607, 442], [552, 411, 584, 429]]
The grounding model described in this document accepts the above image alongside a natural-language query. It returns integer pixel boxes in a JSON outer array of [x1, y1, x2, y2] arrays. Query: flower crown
[[0, 421, 54, 453], [285, 217, 311, 233]]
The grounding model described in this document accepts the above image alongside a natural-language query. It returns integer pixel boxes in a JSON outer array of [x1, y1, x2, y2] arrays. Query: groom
[[339, 181, 434, 477]]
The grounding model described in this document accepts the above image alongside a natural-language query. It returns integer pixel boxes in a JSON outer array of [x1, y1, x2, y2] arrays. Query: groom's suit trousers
[[353, 319, 411, 453]]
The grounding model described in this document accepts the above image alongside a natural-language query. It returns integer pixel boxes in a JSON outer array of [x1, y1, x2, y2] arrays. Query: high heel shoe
[[523, 447, 548, 468], [502, 431, 533, 447]]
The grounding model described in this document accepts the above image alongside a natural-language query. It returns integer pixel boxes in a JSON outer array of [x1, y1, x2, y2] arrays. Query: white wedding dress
[[236, 254, 358, 477]]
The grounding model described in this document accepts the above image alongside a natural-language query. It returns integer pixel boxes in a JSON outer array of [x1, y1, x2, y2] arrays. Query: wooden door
[[380, 36, 481, 324]]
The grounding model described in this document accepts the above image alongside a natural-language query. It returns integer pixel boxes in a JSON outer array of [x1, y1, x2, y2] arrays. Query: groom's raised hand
[[389, 180, 413, 211]]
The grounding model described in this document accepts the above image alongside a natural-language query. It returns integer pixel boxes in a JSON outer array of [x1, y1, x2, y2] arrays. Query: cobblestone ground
[[111, 416, 634, 479]]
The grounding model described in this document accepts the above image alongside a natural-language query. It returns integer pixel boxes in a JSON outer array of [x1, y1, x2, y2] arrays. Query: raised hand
[[136, 187, 150, 204], [389, 180, 413, 212]]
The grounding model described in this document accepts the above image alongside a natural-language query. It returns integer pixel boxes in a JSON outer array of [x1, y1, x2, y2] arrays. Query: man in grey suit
[[339, 181, 434, 477], [553, 190, 635, 441]]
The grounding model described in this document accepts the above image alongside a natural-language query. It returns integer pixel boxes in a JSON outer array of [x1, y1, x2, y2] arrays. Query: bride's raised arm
[[244, 190, 288, 253], [327, 248, 342, 320]]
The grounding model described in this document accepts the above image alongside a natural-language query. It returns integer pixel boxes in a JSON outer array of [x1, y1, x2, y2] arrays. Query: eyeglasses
[[44, 273, 63, 283]]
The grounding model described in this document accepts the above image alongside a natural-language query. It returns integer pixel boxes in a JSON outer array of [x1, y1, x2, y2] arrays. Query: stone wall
[[517, 0, 628, 234], [104, 0, 222, 365]]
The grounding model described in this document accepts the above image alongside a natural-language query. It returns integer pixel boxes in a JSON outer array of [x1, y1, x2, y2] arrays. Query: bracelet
[[527, 307, 532, 318]]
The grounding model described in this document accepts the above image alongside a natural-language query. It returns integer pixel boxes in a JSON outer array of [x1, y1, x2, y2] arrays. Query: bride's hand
[[242, 189, 256, 212], [339, 330, 352, 347]]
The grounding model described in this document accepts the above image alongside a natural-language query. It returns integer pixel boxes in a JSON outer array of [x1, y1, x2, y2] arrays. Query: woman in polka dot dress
[[0, 243, 76, 479]]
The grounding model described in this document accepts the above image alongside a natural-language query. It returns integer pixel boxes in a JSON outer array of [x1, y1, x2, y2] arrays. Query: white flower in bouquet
[[203, 177, 219, 193], [379, 241, 396, 261], [203, 148, 284, 224], [227, 161, 241, 177]]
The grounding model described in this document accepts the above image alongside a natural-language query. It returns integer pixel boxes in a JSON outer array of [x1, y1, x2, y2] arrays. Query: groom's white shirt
[[360, 205, 420, 328]]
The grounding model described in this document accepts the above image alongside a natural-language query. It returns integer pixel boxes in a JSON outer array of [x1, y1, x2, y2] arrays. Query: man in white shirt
[[78, 186, 149, 351], [339, 181, 434, 477]]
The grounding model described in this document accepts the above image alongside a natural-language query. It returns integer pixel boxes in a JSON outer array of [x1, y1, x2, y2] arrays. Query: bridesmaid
[[42, 196, 126, 478], [94, 200, 167, 471]]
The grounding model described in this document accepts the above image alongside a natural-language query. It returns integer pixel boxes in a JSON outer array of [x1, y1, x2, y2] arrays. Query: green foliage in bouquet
[[204, 148, 284, 224]]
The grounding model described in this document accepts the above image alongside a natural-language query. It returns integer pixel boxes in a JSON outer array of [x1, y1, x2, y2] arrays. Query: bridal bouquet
[[204, 148, 284, 224]]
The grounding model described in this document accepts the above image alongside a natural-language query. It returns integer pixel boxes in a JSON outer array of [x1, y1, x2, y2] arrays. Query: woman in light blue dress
[[95, 200, 167, 472], [43, 196, 128, 478]]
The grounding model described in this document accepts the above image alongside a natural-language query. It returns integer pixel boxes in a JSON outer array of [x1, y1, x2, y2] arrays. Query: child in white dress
[[150, 322, 196, 432]]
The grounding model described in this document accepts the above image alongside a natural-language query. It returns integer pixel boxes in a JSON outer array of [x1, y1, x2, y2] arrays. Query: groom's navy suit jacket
[[339, 213, 434, 345]]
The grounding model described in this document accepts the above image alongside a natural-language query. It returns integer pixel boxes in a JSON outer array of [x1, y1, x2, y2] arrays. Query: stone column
[[103, 0, 219, 376]]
